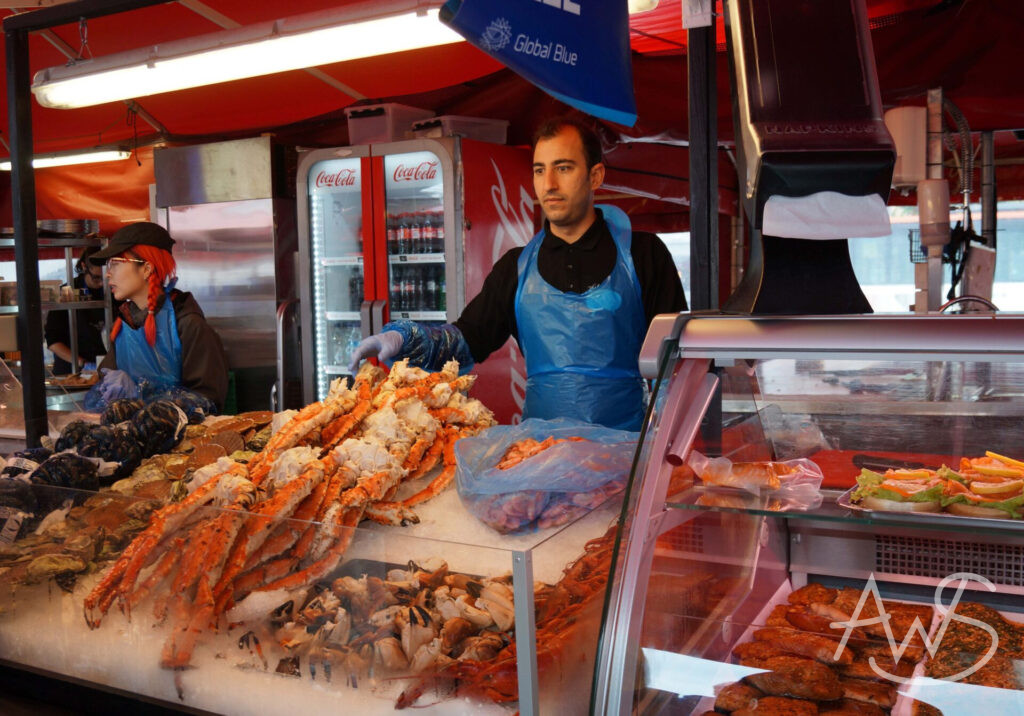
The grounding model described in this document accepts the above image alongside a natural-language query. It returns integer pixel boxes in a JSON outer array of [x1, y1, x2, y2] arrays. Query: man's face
[[532, 127, 604, 230], [83, 264, 104, 291]]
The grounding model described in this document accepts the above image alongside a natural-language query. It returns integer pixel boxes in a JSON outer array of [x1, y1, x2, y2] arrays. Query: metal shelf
[[321, 255, 363, 267], [0, 236, 102, 249], [389, 310, 446, 321], [324, 311, 360, 321], [0, 300, 107, 315], [389, 253, 445, 264]]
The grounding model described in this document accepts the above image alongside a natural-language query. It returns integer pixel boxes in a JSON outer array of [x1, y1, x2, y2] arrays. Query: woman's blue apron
[[114, 291, 183, 391], [514, 205, 646, 431]]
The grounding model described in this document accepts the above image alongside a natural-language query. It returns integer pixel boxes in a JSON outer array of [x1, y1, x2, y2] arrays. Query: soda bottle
[[422, 213, 436, 255], [425, 267, 437, 309], [348, 272, 358, 308], [391, 266, 402, 311], [401, 268, 415, 313], [413, 267, 425, 310], [434, 211, 446, 253], [396, 213, 409, 254], [353, 272, 364, 307], [437, 266, 447, 311], [386, 214, 398, 254], [409, 212, 423, 254]]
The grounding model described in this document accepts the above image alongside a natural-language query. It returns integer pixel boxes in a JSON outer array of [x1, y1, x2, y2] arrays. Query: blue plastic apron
[[514, 205, 647, 431], [114, 290, 184, 391]]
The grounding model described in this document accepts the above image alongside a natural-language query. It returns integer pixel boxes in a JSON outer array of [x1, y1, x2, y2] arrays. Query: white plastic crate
[[411, 115, 509, 144], [344, 103, 434, 145]]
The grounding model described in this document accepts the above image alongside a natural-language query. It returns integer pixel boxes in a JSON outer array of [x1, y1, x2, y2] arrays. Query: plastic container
[[411, 115, 509, 145], [344, 103, 434, 145]]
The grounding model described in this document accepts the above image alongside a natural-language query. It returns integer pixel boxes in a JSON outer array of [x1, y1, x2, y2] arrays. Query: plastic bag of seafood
[[455, 417, 637, 533], [687, 450, 825, 511]]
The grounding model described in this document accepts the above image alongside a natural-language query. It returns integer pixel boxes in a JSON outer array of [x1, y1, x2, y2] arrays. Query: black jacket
[[44, 275, 107, 375]]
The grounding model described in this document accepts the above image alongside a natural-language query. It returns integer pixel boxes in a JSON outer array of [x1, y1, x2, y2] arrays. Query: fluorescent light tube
[[32, 7, 463, 109], [628, 0, 659, 13], [0, 149, 132, 170]]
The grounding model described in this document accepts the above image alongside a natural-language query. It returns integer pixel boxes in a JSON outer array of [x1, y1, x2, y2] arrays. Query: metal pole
[[4, 0, 172, 33], [65, 247, 79, 372], [512, 550, 538, 716], [7, 27, 46, 446], [924, 88, 944, 312], [687, 13, 719, 311], [730, 201, 744, 293], [981, 131, 996, 248]]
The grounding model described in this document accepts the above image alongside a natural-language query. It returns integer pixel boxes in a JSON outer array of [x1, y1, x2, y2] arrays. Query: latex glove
[[97, 368, 140, 402], [348, 330, 404, 373], [83, 369, 138, 412]]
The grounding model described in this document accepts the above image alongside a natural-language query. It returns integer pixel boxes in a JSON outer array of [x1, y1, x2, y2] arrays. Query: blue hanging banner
[[441, 0, 637, 127]]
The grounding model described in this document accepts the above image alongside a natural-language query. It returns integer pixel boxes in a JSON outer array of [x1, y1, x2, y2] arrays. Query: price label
[[0, 507, 25, 545]]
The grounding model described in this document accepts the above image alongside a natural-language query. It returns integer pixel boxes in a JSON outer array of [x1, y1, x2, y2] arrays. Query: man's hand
[[347, 330, 404, 373]]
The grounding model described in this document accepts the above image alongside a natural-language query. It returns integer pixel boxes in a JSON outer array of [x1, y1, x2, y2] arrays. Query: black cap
[[90, 222, 175, 264]]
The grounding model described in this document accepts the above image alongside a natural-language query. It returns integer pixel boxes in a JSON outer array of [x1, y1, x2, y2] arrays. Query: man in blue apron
[[350, 117, 687, 430]]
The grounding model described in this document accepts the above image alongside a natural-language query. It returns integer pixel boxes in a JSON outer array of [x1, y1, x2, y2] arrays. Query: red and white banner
[[461, 140, 536, 425]]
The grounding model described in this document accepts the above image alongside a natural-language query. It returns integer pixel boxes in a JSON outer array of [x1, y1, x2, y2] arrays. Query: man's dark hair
[[532, 116, 604, 170], [76, 245, 102, 275]]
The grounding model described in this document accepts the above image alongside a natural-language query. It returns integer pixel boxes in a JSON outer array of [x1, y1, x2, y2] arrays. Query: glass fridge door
[[382, 151, 447, 325], [307, 156, 366, 399]]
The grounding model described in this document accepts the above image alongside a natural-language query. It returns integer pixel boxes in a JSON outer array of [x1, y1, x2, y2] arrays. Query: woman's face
[[105, 253, 151, 303]]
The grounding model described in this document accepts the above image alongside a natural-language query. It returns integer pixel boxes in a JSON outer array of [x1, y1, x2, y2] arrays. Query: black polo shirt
[[454, 209, 688, 364]]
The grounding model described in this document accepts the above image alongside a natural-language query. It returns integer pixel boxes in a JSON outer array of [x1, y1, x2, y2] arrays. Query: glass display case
[[594, 314, 1024, 716], [5, 314, 1024, 715], [0, 476, 617, 715]]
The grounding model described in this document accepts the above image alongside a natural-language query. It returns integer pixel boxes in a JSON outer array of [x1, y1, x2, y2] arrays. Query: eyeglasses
[[107, 257, 147, 269]]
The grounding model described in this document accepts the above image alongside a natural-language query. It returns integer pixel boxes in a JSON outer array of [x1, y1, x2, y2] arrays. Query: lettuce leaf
[[942, 492, 1024, 518], [851, 469, 885, 501], [875, 483, 944, 503], [938, 466, 968, 484], [852, 468, 942, 503]]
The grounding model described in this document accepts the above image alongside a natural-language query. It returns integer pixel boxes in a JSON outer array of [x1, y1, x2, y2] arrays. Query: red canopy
[[0, 0, 1021, 237]]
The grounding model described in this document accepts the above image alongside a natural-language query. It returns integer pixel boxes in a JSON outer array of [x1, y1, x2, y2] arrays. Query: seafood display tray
[[836, 487, 1023, 527], [348, 481, 621, 585], [687, 579, 939, 716], [0, 488, 615, 715], [0, 577, 508, 716]]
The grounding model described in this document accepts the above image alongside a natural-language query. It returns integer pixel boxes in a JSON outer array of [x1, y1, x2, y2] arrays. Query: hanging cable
[[126, 106, 142, 166], [68, 17, 93, 65], [942, 97, 973, 201]]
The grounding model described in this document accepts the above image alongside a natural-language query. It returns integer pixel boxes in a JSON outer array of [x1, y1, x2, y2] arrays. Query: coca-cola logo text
[[315, 168, 358, 188], [393, 161, 439, 183]]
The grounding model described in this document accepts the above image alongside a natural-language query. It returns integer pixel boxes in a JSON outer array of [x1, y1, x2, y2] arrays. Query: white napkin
[[762, 191, 891, 240]]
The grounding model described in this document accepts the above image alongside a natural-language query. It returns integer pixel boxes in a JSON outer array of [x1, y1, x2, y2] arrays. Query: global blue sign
[[441, 0, 638, 127]]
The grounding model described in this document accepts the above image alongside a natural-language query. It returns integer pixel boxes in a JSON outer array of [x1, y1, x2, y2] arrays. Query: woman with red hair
[[88, 222, 228, 411]]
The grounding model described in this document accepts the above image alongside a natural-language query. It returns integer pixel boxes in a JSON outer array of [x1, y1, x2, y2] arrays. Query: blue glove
[[347, 330, 404, 373], [84, 368, 140, 412]]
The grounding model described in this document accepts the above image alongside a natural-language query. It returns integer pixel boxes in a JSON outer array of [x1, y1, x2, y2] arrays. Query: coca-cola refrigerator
[[296, 138, 536, 424]]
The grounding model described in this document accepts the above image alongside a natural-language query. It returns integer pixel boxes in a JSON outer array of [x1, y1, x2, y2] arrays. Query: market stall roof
[[1, 0, 1022, 232], [1, 0, 1021, 152]]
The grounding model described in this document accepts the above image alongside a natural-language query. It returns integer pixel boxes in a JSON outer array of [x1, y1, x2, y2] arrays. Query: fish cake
[[743, 655, 843, 701], [789, 583, 837, 606], [714, 682, 764, 712], [840, 677, 896, 708], [819, 698, 886, 716], [733, 695, 818, 716]]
